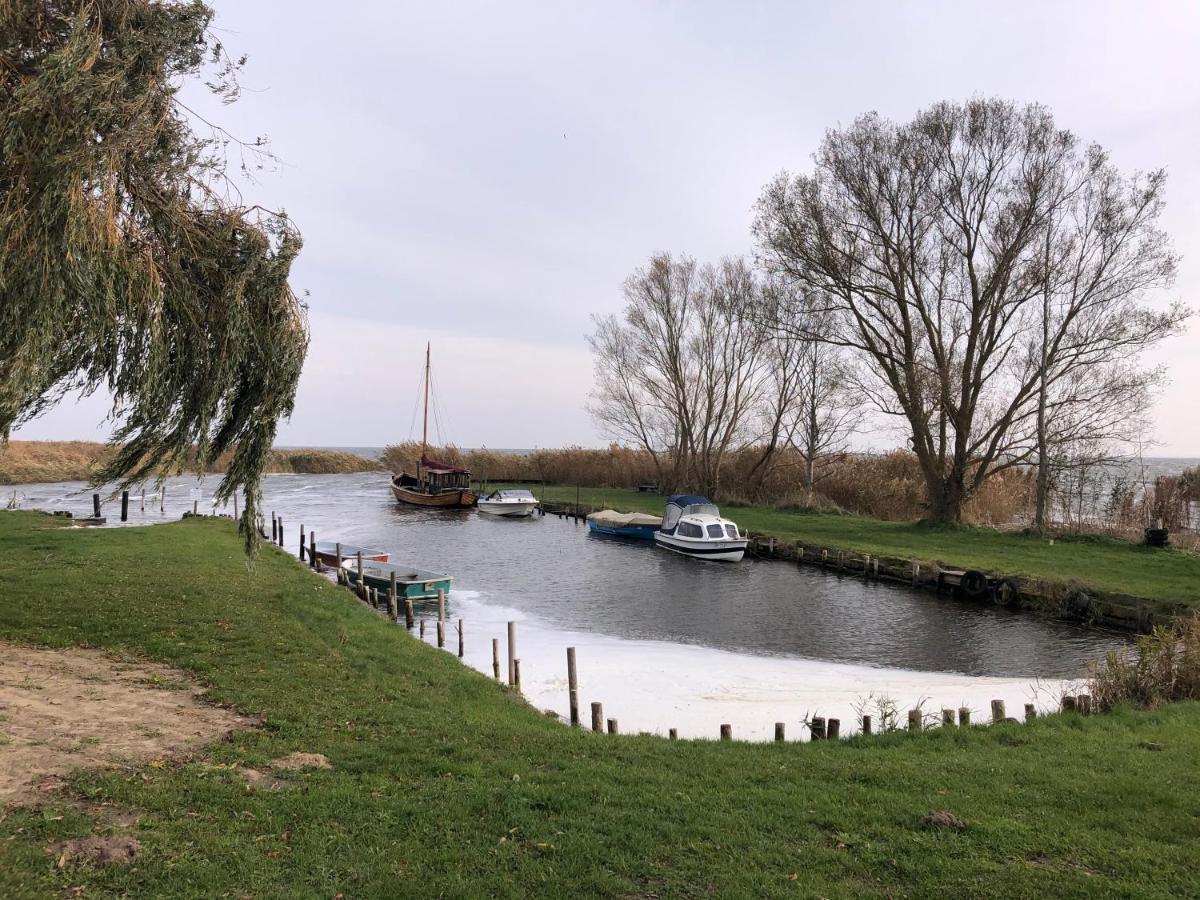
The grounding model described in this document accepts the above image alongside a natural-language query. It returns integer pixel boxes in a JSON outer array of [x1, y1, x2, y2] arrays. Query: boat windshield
[[684, 503, 719, 517], [497, 490, 536, 500]]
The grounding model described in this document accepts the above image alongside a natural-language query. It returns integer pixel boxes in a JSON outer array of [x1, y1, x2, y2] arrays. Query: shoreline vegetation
[[0, 440, 382, 485], [2, 510, 1199, 897]]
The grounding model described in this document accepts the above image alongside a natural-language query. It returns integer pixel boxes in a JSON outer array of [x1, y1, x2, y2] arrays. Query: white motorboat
[[477, 488, 540, 518], [654, 494, 748, 562]]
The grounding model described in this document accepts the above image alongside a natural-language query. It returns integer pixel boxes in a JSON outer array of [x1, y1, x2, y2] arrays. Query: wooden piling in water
[[810, 716, 826, 740], [492, 639, 500, 679], [437, 619, 445, 648], [160, 485, 165, 512], [827, 718, 840, 740], [507, 621, 517, 686], [299, 524, 306, 561], [942, 708, 955, 727], [420, 619, 426, 639], [309, 531, 317, 569], [93, 493, 101, 517], [335, 542, 342, 572], [566, 647, 579, 727], [1024, 703, 1036, 722], [388, 572, 398, 619], [403, 597, 414, 629], [457, 619, 464, 658], [991, 699, 1006, 723], [438, 588, 445, 625], [277, 517, 283, 547], [958, 707, 971, 727], [591, 702, 603, 733], [356, 551, 365, 600], [121, 490, 129, 522], [720, 724, 732, 741], [271, 514, 277, 542], [907, 709, 922, 731], [775, 722, 785, 742]]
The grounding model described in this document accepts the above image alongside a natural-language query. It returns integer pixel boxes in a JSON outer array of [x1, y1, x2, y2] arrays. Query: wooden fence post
[[1062, 695, 1078, 712], [942, 708, 955, 727], [457, 619, 464, 658], [1078, 694, 1092, 715], [991, 699, 1006, 723], [566, 647, 579, 727], [810, 717, 826, 740], [405, 598, 414, 630], [958, 707, 971, 727], [388, 575, 398, 620], [861, 715, 872, 736], [668, 728, 678, 740], [507, 621, 517, 686], [277, 517, 283, 546], [606, 718, 618, 735], [437, 619, 445, 648], [827, 719, 840, 740], [720, 724, 732, 741], [1024, 703, 1036, 722], [492, 638, 501, 679], [309, 531, 317, 569], [591, 702, 603, 733], [299, 524, 306, 560], [121, 490, 129, 522], [907, 709, 922, 731], [513, 658, 521, 691], [356, 551, 364, 600], [774, 722, 785, 742]]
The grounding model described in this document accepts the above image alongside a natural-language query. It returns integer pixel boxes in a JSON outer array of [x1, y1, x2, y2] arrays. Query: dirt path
[[0, 642, 253, 807]]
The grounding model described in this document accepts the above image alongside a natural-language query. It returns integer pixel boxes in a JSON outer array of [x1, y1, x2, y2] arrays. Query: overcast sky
[[16, 0, 1200, 454]]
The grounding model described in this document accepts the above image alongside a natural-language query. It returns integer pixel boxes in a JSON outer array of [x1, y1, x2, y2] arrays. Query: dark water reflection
[[18, 471, 1130, 678]]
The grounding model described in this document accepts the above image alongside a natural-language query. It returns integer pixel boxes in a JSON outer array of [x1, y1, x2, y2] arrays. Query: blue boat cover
[[666, 494, 712, 507]]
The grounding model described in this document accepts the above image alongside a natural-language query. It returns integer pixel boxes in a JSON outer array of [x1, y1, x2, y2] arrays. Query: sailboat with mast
[[389, 343, 478, 509]]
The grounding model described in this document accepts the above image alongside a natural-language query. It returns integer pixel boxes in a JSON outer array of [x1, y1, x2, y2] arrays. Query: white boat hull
[[478, 500, 539, 518], [654, 531, 747, 562]]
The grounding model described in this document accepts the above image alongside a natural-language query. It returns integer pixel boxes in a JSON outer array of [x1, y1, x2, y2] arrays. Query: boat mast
[[421, 342, 430, 465]]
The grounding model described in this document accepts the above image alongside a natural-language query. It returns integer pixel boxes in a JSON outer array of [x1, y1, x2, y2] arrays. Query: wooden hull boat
[[390, 474, 477, 508], [390, 343, 477, 510], [586, 509, 661, 540], [654, 494, 747, 562], [478, 489, 539, 517], [341, 558, 452, 601], [312, 541, 389, 569]]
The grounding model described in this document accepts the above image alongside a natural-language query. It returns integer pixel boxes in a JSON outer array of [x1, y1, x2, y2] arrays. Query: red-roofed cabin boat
[[389, 343, 478, 509]]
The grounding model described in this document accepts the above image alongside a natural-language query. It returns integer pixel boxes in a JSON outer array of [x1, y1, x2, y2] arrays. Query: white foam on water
[[420, 590, 1078, 742]]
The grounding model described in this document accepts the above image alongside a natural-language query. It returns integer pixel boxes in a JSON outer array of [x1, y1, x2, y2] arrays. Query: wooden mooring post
[[299, 524, 306, 561], [907, 709, 922, 731], [991, 699, 1006, 723], [566, 647, 579, 726], [277, 517, 284, 547], [827, 718, 840, 740], [942, 708, 956, 727], [438, 588, 445, 626], [958, 707, 971, 727], [309, 531, 317, 569], [861, 715, 872, 736], [457, 619, 464, 658], [120, 490, 129, 522], [507, 621, 517, 686], [160, 485, 165, 512], [420, 619, 426, 639], [405, 598, 414, 629], [810, 717, 826, 740], [513, 658, 521, 691], [271, 514, 277, 543], [93, 493, 101, 517], [388, 572, 398, 620], [356, 551, 365, 600], [492, 639, 500, 679], [720, 724, 732, 741], [437, 619, 445, 648], [591, 702, 603, 732], [775, 722, 785, 742]]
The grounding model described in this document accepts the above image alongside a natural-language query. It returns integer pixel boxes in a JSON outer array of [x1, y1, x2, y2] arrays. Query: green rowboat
[[341, 558, 452, 601]]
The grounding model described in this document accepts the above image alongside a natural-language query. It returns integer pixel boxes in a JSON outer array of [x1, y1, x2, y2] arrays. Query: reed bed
[[0, 440, 380, 484], [1088, 614, 1200, 710]]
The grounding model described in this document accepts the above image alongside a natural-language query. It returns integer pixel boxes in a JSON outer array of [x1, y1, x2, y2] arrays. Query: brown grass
[[0, 441, 380, 484]]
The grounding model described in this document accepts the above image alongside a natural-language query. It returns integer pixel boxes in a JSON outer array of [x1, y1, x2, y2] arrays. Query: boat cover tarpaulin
[[420, 455, 468, 474], [587, 509, 663, 529]]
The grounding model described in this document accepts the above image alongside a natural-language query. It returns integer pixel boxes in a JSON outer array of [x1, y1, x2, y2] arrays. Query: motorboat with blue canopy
[[654, 495, 748, 562]]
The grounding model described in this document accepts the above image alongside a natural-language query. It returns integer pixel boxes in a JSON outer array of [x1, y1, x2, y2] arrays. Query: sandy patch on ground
[[0, 642, 255, 807]]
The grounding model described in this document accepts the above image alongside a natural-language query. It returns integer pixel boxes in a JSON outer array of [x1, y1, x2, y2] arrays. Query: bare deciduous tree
[[588, 254, 770, 496], [754, 98, 1187, 523]]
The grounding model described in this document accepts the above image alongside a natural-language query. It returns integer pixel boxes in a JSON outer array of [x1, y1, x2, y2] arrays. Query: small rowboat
[[341, 558, 452, 601], [312, 541, 389, 569], [586, 509, 662, 540]]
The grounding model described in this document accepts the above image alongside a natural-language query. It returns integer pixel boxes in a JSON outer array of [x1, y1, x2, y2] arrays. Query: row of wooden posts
[[275, 514, 1096, 742]]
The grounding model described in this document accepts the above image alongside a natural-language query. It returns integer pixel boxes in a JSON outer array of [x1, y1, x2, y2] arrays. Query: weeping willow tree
[[0, 0, 307, 548]]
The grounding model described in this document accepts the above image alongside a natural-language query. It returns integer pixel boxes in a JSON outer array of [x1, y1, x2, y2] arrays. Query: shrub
[[1088, 614, 1200, 710]]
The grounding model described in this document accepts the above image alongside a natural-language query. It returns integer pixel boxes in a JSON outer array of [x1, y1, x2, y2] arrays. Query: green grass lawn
[[1, 511, 1198, 898], [519, 485, 1200, 607]]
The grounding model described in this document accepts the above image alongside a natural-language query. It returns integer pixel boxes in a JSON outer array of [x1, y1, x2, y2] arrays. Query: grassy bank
[[0, 440, 381, 484], [516, 485, 1200, 609], [1, 512, 1199, 897]]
